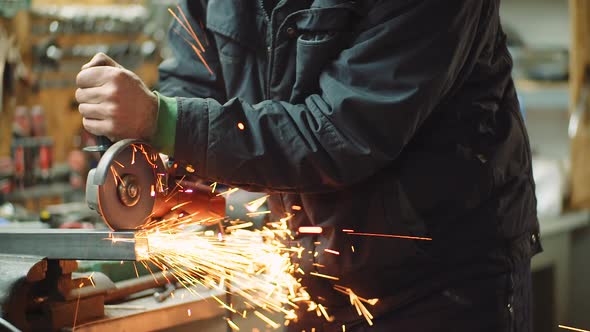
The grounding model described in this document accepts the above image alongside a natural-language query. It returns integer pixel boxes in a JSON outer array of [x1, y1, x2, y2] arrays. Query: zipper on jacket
[[258, 0, 274, 99]]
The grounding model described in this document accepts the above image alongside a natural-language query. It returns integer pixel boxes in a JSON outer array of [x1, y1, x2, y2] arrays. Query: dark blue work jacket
[[158, 0, 541, 329]]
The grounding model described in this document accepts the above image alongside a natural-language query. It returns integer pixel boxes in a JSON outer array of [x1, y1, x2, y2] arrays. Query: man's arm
[[172, 0, 484, 192], [76, 0, 484, 193], [75, 0, 224, 155]]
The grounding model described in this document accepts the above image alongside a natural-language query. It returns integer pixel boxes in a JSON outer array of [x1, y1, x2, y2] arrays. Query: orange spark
[[72, 281, 84, 331], [225, 222, 254, 231], [216, 187, 239, 197], [254, 311, 281, 329], [246, 210, 271, 217], [171, 201, 192, 211], [187, 309, 192, 317], [245, 195, 269, 212], [136, 144, 158, 168], [559, 325, 590, 332], [333, 285, 377, 326], [225, 318, 240, 331], [298, 226, 323, 234], [342, 229, 354, 233], [237, 122, 245, 130], [110, 166, 123, 186], [310, 272, 339, 281], [291, 205, 302, 211], [189, 43, 214, 75], [150, 185, 155, 197], [324, 249, 340, 256], [133, 262, 140, 278], [317, 304, 332, 322], [176, 4, 205, 51], [87, 272, 96, 287], [348, 232, 432, 241]]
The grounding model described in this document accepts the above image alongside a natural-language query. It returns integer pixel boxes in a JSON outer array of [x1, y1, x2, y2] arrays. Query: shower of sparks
[[559, 325, 590, 332], [103, 142, 405, 329], [134, 216, 312, 327]]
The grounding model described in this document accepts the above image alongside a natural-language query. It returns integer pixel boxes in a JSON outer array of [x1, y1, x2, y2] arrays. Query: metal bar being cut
[[0, 229, 147, 261]]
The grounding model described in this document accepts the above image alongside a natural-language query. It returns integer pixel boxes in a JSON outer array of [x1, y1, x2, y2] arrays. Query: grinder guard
[[86, 139, 225, 230]]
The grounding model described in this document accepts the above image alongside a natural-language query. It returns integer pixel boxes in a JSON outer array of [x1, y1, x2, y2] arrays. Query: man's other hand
[[75, 52, 158, 142]]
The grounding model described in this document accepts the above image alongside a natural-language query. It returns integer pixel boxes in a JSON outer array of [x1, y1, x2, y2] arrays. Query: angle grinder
[[85, 138, 225, 230]]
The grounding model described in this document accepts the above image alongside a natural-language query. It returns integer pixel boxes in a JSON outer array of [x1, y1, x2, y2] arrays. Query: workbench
[[532, 210, 590, 332]]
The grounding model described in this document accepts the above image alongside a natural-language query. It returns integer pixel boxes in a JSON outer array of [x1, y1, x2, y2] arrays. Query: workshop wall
[[0, 0, 165, 209], [501, 0, 570, 48]]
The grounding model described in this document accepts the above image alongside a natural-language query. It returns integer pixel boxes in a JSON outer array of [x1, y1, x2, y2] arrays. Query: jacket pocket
[[216, 35, 246, 65], [289, 6, 356, 101]]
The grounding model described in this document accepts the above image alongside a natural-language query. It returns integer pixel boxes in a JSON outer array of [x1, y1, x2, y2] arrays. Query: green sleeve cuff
[[151, 91, 178, 156]]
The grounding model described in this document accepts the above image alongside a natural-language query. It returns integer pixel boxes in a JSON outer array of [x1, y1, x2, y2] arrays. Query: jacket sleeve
[[157, 0, 226, 102], [174, 0, 484, 193]]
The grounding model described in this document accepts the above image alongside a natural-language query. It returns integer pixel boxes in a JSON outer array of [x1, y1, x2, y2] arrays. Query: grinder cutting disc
[[86, 139, 164, 230]]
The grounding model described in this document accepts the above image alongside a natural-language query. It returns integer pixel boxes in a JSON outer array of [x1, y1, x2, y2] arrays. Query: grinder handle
[[83, 136, 112, 154]]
